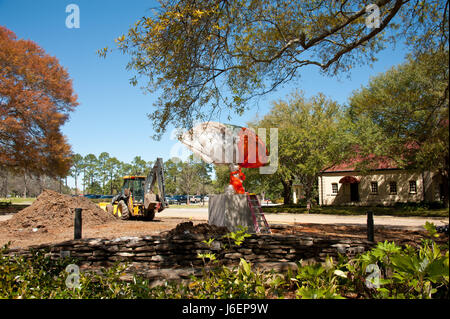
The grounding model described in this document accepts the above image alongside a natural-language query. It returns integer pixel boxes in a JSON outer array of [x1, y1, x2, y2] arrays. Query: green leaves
[[1, 222, 448, 299], [222, 226, 252, 246], [346, 233, 449, 299], [347, 50, 449, 203], [239, 258, 251, 277], [296, 286, 345, 299], [256, 91, 353, 204], [197, 252, 217, 263], [424, 222, 440, 238], [105, 0, 448, 137]]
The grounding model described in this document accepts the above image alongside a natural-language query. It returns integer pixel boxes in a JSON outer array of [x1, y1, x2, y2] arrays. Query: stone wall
[[6, 229, 374, 285]]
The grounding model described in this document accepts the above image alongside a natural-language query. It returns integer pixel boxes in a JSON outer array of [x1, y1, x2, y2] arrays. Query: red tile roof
[[323, 154, 399, 173], [322, 141, 421, 173]]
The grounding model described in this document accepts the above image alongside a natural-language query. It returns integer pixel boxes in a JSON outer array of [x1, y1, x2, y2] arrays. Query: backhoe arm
[[144, 157, 168, 211]]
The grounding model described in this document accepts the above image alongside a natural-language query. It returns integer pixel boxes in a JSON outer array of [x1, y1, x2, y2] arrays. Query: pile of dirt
[[165, 221, 229, 238], [1, 189, 117, 232]]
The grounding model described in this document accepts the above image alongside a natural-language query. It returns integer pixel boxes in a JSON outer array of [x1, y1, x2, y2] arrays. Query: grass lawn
[[262, 204, 449, 217], [0, 197, 36, 205]]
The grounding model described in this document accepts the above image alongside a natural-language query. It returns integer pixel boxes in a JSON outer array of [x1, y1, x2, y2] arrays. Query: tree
[[178, 155, 207, 203], [164, 158, 180, 195], [212, 165, 230, 194], [82, 154, 98, 194], [257, 92, 353, 206], [105, 156, 122, 194], [70, 154, 84, 195], [348, 49, 449, 206], [193, 158, 213, 198], [98, 152, 111, 193], [1, 170, 70, 197], [0, 167, 9, 198], [131, 156, 148, 175], [103, 0, 448, 138], [240, 166, 284, 202], [0, 26, 78, 176]]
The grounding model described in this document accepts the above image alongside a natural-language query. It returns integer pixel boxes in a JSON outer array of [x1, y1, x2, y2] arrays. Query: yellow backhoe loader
[[99, 158, 168, 220]]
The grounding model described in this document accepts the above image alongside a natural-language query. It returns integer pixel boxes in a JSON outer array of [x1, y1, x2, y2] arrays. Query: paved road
[[1, 207, 447, 230], [158, 207, 448, 229]]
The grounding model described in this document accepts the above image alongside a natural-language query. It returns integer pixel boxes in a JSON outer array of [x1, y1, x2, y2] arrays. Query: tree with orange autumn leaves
[[0, 26, 78, 179]]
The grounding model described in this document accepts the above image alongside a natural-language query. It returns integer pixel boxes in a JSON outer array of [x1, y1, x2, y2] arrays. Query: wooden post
[[367, 210, 374, 242], [74, 208, 82, 239]]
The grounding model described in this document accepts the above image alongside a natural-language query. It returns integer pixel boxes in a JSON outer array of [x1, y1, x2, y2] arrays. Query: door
[[350, 183, 359, 202]]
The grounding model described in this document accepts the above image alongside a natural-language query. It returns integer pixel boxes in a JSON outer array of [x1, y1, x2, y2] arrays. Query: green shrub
[[1, 224, 448, 299], [338, 224, 449, 299]]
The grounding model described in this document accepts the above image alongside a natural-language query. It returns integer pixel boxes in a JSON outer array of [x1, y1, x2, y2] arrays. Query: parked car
[[173, 195, 187, 204], [189, 195, 201, 203], [100, 195, 114, 199], [192, 195, 208, 203], [165, 196, 178, 205], [83, 194, 101, 199]]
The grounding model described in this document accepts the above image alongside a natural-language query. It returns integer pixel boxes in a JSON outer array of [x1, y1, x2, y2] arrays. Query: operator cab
[[122, 176, 146, 204]]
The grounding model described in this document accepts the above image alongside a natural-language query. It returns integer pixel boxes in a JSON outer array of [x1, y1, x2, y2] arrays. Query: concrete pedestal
[[208, 194, 256, 233]]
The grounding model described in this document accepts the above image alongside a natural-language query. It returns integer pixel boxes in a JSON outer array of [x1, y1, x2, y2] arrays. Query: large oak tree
[[348, 49, 449, 206], [0, 26, 78, 178], [104, 0, 448, 137], [256, 92, 353, 205]]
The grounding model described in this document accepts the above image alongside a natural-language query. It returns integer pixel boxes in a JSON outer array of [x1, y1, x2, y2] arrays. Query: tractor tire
[[146, 209, 156, 221], [106, 204, 115, 217], [118, 200, 130, 220]]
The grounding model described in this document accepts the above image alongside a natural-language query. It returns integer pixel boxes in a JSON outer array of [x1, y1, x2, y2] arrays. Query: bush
[[1, 224, 448, 299], [393, 201, 446, 210]]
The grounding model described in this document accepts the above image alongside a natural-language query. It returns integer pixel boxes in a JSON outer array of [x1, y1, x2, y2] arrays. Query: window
[[371, 182, 378, 194], [409, 181, 417, 194], [389, 182, 397, 194], [332, 183, 338, 194]]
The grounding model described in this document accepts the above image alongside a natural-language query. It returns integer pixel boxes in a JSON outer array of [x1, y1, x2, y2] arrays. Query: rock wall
[[6, 231, 374, 285]]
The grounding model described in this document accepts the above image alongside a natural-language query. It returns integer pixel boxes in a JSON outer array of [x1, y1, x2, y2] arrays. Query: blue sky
[[0, 1, 409, 186]]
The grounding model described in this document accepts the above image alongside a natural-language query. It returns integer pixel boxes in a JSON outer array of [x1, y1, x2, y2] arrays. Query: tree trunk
[[304, 183, 314, 212], [82, 168, 85, 194], [4, 170, 8, 198], [442, 169, 449, 208], [38, 175, 43, 194], [0, 167, 8, 198], [280, 179, 292, 205], [23, 172, 27, 198], [439, 155, 449, 208]]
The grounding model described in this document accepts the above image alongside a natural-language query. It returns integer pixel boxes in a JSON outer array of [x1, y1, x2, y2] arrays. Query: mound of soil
[[165, 221, 229, 238], [1, 189, 116, 232]]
